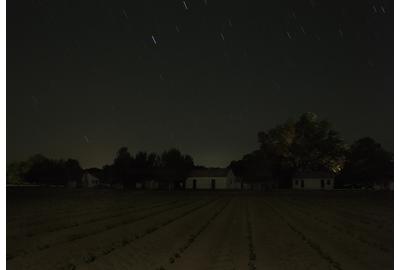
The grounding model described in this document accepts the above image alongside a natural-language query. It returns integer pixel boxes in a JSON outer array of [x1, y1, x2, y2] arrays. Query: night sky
[[7, 0, 393, 168]]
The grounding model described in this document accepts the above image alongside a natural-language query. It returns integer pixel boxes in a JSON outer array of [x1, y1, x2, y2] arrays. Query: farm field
[[7, 188, 393, 270]]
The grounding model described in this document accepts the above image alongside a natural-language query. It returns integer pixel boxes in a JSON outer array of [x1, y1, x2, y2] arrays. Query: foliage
[[9, 154, 83, 186], [258, 112, 346, 174], [7, 161, 30, 184], [112, 147, 134, 185], [337, 137, 393, 187], [108, 147, 194, 188], [232, 112, 347, 187]]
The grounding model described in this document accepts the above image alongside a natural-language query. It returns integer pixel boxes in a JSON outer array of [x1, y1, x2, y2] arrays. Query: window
[[301, 180, 304, 188], [327, 179, 331, 185], [321, 179, 325, 189], [211, 179, 216, 190], [295, 180, 299, 186], [193, 179, 197, 190]]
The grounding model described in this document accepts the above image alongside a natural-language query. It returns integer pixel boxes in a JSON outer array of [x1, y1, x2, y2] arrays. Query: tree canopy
[[231, 112, 347, 187], [337, 137, 393, 187], [7, 155, 83, 186], [109, 147, 194, 188], [258, 112, 346, 174]]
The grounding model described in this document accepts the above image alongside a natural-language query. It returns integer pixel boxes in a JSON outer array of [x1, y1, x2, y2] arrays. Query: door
[[211, 179, 216, 190], [193, 179, 197, 190]]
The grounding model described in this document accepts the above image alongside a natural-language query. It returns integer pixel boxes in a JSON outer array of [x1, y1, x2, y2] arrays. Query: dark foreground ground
[[7, 187, 393, 270]]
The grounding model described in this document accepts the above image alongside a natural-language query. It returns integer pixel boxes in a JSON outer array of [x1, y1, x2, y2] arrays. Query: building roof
[[293, 171, 334, 179], [188, 168, 229, 177], [83, 168, 102, 179]]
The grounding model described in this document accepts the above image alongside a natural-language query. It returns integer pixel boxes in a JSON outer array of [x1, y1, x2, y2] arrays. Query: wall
[[185, 176, 229, 189], [144, 180, 159, 189], [82, 173, 100, 188], [292, 177, 334, 190]]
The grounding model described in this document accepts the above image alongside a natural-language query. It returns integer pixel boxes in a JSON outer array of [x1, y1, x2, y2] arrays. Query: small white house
[[292, 171, 335, 190], [144, 179, 159, 190], [81, 172, 100, 188], [373, 178, 394, 191], [185, 168, 239, 190]]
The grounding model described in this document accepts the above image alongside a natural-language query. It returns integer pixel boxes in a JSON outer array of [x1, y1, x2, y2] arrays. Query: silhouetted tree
[[160, 148, 194, 188], [102, 164, 115, 185], [337, 137, 393, 187], [7, 161, 30, 184], [21, 155, 82, 186], [257, 113, 346, 187], [24, 154, 52, 184], [230, 150, 275, 189], [106, 147, 194, 189], [161, 149, 192, 168], [133, 151, 160, 169], [222, 113, 347, 188], [112, 147, 134, 186], [64, 159, 83, 185]]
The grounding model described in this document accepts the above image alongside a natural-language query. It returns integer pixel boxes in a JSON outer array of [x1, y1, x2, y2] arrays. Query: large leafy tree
[[337, 137, 393, 186], [7, 161, 30, 184], [109, 147, 194, 188], [160, 148, 194, 184], [258, 112, 346, 174], [113, 147, 134, 185], [24, 154, 52, 184], [20, 155, 82, 185], [133, 151, 160, 169], [64, 159, 83, 185], [230, 150, 274, 183]]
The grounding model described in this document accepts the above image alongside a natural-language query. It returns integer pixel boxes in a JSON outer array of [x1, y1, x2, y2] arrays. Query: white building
[[185, 168, 240, 190], [292, 171, 335, 190], [144, 179, 159, 190], [81, 172, 100, 188]]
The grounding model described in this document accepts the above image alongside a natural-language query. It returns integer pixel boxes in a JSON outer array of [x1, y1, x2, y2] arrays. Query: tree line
[[7, 148, 196, 188], [7, 112, 393, 189], [7, 155, 82, 186], [230, 112, 393, 188], [104, 148, 195, 188]]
